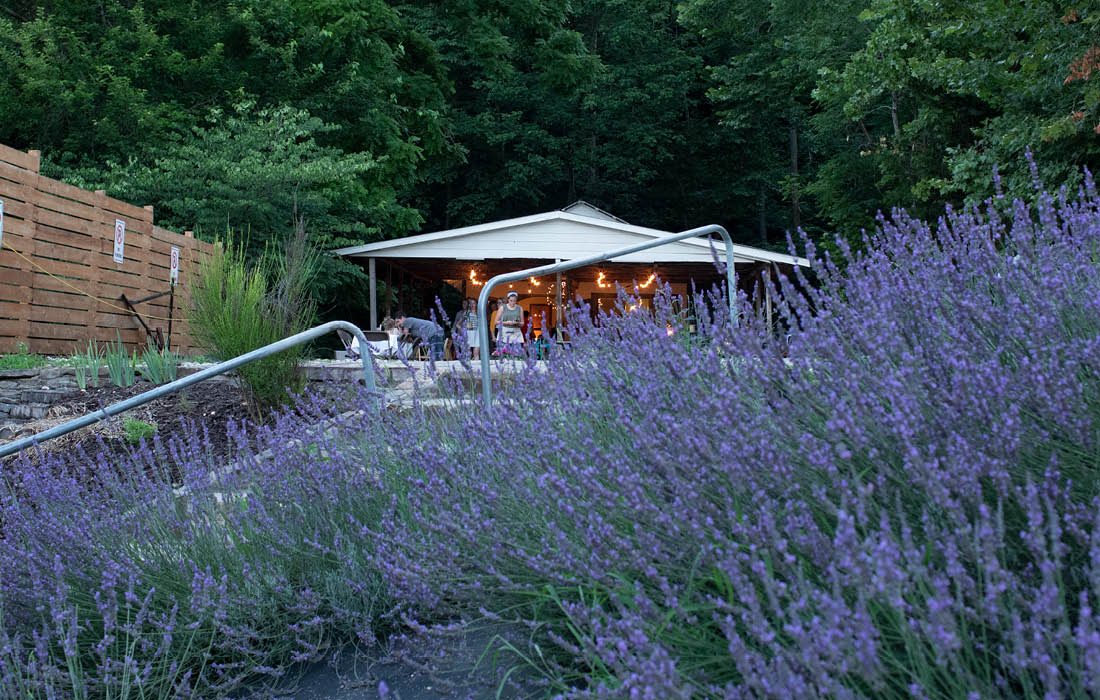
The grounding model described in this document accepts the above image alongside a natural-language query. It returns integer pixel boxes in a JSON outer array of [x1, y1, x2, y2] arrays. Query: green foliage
[[811, 0, 1099, 220], [122, 418, 156, 444], [139, 341, 180, 386], [189, 223, 317, 416], [0, 343, 46, 370], [104, 334, 136, 388], [71, 340, 104, 390], [1, 0, 1096, 264]]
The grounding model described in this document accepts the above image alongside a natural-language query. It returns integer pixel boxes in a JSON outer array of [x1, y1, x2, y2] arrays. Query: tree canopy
[[1, 0, 1097, 305]]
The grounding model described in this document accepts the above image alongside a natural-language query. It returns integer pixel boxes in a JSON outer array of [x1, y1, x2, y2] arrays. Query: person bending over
[[395, 312, 445, 361]]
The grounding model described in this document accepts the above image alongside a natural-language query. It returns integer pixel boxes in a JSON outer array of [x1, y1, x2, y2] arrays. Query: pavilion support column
[[368, 257, 378, 330], [385, 263, 393, 318], [764, 266, 774, 336], [555, 260, 563, 337]]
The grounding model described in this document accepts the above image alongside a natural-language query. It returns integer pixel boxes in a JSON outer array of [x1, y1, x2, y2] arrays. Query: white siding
[[364, 220, 737, 263]]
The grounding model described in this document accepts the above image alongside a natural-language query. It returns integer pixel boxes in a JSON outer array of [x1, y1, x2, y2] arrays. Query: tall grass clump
[[189, 218, 318, 416], [5, 170, 1100, 698], [139, 339, 180, 385]]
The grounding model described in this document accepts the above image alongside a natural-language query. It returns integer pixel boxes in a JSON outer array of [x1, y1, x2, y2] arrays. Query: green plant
[[0, 343, 46, 370], [71, 339, 104, 390], [104, 332, 135, 388], [122, 417, 156, 444], [189, 219, 318, 417], [139, 340, 180, 385]]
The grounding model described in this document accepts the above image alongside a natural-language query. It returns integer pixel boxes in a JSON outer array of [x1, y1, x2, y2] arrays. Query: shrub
[[104, 332, 135, 388], [71, 339, 103, 390], [122, 418, 156, 444], [138, 340, 180, 385], [188, 218, 318, 416]]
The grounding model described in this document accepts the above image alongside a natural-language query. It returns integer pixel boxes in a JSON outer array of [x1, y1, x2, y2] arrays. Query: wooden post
[[368, 257, 378, 330], [385, 262, 393, 318], [93, 190, 113, 347], [765, 266, 773, 336], [15, 151, 41, 351], [555, 259, 563, 332]]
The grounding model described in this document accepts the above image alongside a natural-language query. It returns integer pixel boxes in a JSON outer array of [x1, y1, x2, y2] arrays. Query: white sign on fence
[[0, 199, 4, 250], [113, 219, 126, 264], [170, 246, 180, 283]]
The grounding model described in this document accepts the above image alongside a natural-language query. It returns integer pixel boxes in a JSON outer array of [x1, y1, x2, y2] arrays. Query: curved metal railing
[[0, 320, 377, 459], [476, 223, 741, 406]]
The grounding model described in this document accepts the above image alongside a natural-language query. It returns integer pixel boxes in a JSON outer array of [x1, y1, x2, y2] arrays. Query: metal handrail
[[0, 320, 377, 459], [477, 223, 739, 406]]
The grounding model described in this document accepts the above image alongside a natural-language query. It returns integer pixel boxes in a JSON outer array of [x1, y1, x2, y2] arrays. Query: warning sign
[[170, 246, 180, 283], [113, 219, 126, 264]]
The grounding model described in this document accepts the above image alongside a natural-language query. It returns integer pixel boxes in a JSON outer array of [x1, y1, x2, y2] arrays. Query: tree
[[69, 102, 396, 317], [814, 0, 1100, 220]]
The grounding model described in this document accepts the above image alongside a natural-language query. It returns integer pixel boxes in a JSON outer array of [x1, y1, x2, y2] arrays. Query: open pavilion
[[333, 201, 810, 336]]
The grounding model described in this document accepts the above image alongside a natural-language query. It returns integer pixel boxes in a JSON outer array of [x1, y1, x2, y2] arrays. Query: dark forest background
[[2, 0, 1097, 312]]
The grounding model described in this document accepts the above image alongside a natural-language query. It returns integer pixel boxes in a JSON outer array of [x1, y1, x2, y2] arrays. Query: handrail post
[[478, 224, 740, 407], [0, 320, 378, 459]]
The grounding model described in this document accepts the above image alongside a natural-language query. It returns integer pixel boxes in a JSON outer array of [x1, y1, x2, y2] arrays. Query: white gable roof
[[333, 209, 808, 267]]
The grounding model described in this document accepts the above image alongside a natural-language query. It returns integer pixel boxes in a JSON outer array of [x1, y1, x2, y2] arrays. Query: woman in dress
[[498, 290, 524, 352]]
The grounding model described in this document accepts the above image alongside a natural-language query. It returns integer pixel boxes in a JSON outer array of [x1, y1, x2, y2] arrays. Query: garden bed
[[0, 379, 261, 468]]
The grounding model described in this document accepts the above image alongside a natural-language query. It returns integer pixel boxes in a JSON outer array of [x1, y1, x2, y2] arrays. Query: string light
[[638, 273, 657, 289], [596, 271, 611, 288], [468, 269, 484, 286]]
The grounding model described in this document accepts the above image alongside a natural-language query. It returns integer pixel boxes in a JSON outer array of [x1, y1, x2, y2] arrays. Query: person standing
[[395, 312, 445, 360], [498, 291, 524, 351], [453, 298, 480, 360]]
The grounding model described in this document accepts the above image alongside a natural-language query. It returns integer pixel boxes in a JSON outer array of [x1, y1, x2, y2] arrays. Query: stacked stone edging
[[0, 366, 98, 422]]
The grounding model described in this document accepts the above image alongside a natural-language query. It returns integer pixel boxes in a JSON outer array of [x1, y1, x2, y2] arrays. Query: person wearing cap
[[395, 311, 445, 360], [498, 290, 524, 350]]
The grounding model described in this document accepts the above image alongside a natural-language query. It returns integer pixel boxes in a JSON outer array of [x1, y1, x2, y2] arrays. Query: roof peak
[[560, 200, 628, 224]]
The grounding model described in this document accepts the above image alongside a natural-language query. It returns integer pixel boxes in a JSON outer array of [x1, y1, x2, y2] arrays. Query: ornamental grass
[[3, 172, 1100, 698]]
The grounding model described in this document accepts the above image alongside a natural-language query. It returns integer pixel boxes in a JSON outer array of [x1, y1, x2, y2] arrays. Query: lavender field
[[4, 174, 1100, 698]]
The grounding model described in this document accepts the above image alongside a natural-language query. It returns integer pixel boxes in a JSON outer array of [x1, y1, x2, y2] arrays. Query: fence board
[[0, 162, 38, 189], [0, 145, 38, 172], [35, 177, 98, 207], [0, 319, 30, 336], [35, 208, 98, 237], [31, 286, 92, 308], [32, 223, 95, 250], [32, 239, 93, 266], [36, 191, 102, 222], [0, 285, 32, 305]]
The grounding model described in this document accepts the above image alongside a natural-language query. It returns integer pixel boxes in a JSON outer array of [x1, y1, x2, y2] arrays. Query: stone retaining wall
[[0, 366, 93, 421]]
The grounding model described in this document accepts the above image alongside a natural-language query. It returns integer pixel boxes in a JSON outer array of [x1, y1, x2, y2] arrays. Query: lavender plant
[[3, 171, 1100, 698]]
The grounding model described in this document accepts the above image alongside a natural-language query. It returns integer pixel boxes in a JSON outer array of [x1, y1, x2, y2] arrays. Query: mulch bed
[[3, 379, 264, 469]]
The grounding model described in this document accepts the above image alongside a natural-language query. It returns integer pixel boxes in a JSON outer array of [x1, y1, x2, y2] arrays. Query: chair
[[336, 329, 360, 360]]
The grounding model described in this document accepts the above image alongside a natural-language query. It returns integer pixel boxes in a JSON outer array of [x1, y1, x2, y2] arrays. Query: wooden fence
[[0, 143, 214, 355]]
